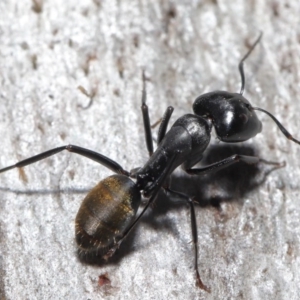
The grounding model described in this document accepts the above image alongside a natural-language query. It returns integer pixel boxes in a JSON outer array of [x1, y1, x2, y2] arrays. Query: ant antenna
[[239, 32, 263, 95], [252, 106, 300, 145]]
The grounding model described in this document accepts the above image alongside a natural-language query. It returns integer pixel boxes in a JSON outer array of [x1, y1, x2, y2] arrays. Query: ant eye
[[239, 113, 248, 124], [245, 103, 252, 110]]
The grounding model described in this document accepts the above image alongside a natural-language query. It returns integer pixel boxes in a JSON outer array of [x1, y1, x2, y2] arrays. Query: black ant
[[0, 33, 299, 292]]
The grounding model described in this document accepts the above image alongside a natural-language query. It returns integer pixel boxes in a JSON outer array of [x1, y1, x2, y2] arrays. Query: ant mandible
[[0, 33, 299, 292]]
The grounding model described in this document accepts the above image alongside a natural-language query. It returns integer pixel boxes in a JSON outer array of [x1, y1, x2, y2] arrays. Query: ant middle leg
[[0, 145, 129, 176]]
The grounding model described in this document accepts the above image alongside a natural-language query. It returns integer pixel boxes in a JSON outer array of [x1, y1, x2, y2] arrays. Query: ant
[[0, 33, 299, 292]]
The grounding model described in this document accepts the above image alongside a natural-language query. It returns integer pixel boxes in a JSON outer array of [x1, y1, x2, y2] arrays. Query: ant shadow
[[79, 143, 282, 266], [170, 143, 280, 207]]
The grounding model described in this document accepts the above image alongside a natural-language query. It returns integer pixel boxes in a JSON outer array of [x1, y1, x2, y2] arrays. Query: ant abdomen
[[75, 174, 141, 255]]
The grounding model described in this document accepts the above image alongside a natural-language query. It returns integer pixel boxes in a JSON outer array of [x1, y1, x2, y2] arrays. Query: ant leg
[[183, 154, 281, 175], [140, 72, 174, 153], [104, 190, 157, 260], [239, 32, 263, 95], [130, 101, 172, 177], [164, 187, 210, 292], [141, 71, 154, 156], [157, 106, 174, 144], [105, 154, 178, 257], [181, 152, 203, 171], [0, 145, 129, 176]]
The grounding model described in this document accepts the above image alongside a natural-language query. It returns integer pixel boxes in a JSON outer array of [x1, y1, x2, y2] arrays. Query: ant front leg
[[141, 71, 154, 156], [0, 145, 129, 176], [183, 154, 283, 176], [156, 106, 174, 144], [140, 72, 174, 155]]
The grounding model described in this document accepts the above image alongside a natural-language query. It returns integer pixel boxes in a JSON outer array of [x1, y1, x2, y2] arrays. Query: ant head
[[193, 91, 262, 142]]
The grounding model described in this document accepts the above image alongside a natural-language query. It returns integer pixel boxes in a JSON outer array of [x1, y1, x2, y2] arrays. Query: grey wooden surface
[[0, 1, 300, 299]]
